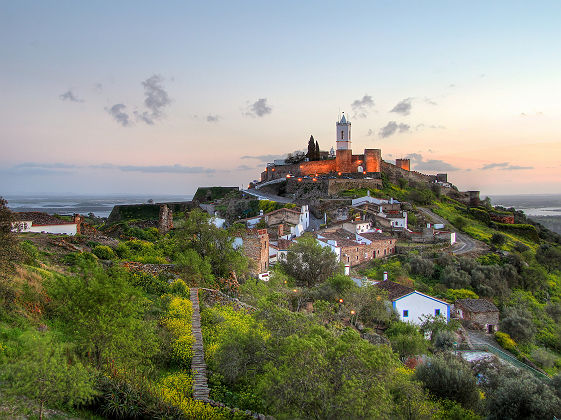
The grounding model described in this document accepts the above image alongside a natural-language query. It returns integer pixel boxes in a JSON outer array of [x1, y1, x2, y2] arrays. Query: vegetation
[[2, 184, 561, 418]]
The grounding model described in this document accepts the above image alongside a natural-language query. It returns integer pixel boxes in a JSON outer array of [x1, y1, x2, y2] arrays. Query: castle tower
[[396, 158, 410, 171], [336, 112, 351, 150]]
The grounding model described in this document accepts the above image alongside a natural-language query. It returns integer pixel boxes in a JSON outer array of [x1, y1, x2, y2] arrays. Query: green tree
[[315, 139, 320, 161], [499, 308, 536, 343], [307, 135, 316, 160], [47, 265, 158, 369], [385, 322, 429, 360], [486, 371, 561, 420], [174, 209, 248, 280], [490, 233, 507, 247], [414, 354, 480, 409], [453, 216, 468, 231], [279, 234, 341, 287], [536, 244, 561, 272], [1, 332, 97, 420]]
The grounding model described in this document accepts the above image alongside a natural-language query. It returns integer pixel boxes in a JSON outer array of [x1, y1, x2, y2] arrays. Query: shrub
[[485, 371, 561, 420], [490, 233, 507, 246], [161, 297, 195, 367], [114, 242, 131, 259], [385, 322, 428, 360], [530, 347, 556, 369], [453, 216, 468, 231], [92, 245, 116, 260], [494, 332, 517, 353], [500, 308, 536, 344], [433, 330, 456, 352], [169, 279, 190, 298], [129, 272, 168, 295], [414, 354, 479, 408], [445, 288, 479, 301]]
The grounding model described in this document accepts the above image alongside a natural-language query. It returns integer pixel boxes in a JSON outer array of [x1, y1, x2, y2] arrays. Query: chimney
[[383, 271, 388, 281]]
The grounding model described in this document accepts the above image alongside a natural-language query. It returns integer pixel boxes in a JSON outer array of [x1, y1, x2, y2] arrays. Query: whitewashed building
[[12, 212, 80, 235], [375, 280, 450, 325]]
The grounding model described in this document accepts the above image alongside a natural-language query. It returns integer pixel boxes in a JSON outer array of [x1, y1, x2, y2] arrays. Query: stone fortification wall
[[286, 178, 382, 198], [395, 159, 410, 171], [381, 161, 435, 184], [327, 178, 383, 195], [108, 201, 196, 224]]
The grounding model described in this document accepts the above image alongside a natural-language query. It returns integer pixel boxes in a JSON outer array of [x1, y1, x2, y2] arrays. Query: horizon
[[2, 1, 560, 196]]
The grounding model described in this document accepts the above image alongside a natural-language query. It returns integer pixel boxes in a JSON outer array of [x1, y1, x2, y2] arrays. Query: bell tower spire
[[336, 112, 351, 150]]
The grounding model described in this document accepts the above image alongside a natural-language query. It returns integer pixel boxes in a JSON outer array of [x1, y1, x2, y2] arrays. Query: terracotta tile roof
[[374, 280, 414, 300], [456, 298, 498, 313], [316, 230, 362, 248], [358, 232, 394, 242], [13, 212, 76, 226]]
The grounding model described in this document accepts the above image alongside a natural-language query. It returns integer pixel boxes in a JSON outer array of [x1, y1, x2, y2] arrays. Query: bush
[[414, 354, 479, 408], [114, 242, 131, 259], [490, 233, 507, 246], [453, 216, 468, 231], [385, 322, 428, 360], [169, 279, 190, 298], [530, 347, 556, 369], [485, 371, 561, 420], [500, 308, 536, 344], [494, 332, 517, 354], [434, 330, 456, 352], [92, 245, 116, 260]]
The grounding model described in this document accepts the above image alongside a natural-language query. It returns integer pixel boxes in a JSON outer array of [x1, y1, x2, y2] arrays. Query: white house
[[375, 280, 450, 325], [12, 212, 79, 236]]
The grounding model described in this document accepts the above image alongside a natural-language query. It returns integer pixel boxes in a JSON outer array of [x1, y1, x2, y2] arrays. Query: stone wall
[[242, 229, 269, 275], [340, 238, 397, 266], [327, 178, 383, 195], [158, 204, 173, 234], [381, 161, 435, 184], [395, 158, 410, 171]]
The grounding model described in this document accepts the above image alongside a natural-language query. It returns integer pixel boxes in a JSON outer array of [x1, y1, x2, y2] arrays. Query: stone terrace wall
[[199, 288, 256, 312]]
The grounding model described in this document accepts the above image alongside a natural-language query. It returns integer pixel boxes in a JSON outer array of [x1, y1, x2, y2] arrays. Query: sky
[[1, 1, 560, 196]]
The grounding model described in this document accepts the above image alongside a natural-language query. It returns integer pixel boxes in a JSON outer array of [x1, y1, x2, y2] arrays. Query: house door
[[488, 324, 494, 333]]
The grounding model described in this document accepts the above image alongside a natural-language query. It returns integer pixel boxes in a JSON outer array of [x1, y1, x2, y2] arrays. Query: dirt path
[[418, 207, 485, 255]]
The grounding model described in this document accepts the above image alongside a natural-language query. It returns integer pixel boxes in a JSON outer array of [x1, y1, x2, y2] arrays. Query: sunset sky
[[1, 1, 560, 196]]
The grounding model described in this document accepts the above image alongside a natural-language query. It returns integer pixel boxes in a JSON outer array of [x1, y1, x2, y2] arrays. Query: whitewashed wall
[[393, 292, 449, 325]]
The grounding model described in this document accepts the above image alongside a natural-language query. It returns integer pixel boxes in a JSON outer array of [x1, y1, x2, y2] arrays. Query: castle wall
[[327, 179, 383, 195], [336, 149, 353, 172], [364, 149, 382, 172], [298, 159, 336, 176], [395, 159, 410, 171]]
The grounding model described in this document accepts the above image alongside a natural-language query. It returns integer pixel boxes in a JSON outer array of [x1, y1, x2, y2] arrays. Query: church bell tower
[[336, 112, 351, 150]]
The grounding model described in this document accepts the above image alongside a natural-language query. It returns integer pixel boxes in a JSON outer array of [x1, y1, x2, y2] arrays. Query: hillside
[[1, 192, 561, 419]]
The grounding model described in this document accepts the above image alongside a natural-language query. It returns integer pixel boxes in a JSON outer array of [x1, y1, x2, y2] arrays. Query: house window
[[435, 309, 440, 316], [356, 255, 359, 260], [347, 256, 350, 262], [341, 130, 344, 140], [403, 310, 409, 317]]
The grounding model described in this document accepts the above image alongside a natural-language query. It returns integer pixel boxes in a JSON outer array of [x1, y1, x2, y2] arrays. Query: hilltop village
[[3, 114, 561, 418]]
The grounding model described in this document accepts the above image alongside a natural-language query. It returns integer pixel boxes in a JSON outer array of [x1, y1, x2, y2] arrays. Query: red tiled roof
[[374, 280, 414, 300], [358, 232, 394, 242]]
